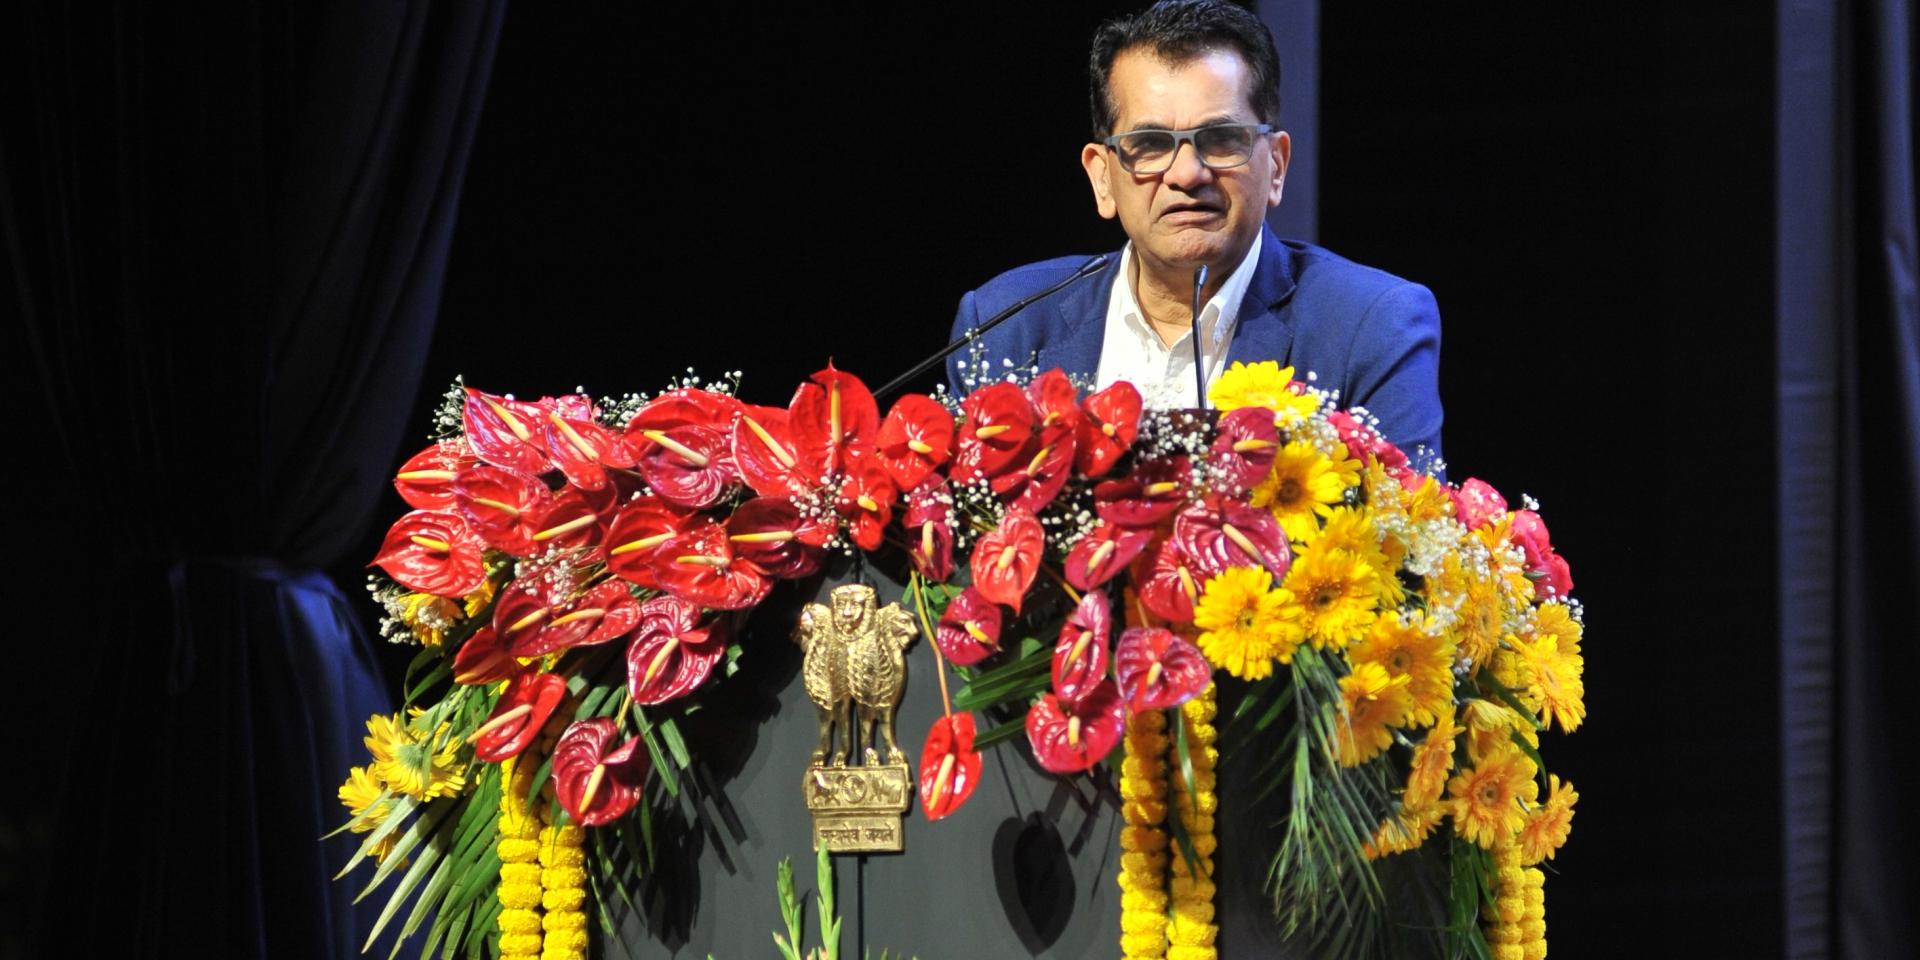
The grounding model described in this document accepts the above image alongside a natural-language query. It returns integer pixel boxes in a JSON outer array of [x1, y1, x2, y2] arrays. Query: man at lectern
[[947, 0, 1444, 464]]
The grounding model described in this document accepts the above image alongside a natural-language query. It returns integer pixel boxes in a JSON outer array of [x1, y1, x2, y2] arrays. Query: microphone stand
[[1190, 264, 1209, 408], [873, 253, 1113, 401]]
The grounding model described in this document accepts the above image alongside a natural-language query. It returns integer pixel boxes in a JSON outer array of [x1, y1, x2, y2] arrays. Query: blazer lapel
[[1034, 253, 1118, 380], [1225, 224, 1300, 367]]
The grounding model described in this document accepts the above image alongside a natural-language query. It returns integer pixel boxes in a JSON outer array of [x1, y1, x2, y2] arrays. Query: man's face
[[1081, 47, 1290, 278]]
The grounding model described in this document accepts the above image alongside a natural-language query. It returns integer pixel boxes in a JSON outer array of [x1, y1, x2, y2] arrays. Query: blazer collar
[[1034, 254, 1117, 379], [1224, 222, 1299, 368], [1035, 224, 1300, 379]]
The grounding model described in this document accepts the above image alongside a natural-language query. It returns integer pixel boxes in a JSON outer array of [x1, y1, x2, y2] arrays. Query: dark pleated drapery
[[1777, 0, 1920, 957], [3, 2, 505, 956]]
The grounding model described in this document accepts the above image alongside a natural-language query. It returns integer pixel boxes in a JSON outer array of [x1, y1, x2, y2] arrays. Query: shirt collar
[[1110, 228, 1265, 354]]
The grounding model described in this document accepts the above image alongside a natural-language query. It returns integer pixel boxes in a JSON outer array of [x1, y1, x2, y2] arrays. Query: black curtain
[[3, 2, 505, 957], [1778, 0, 1920, 957]]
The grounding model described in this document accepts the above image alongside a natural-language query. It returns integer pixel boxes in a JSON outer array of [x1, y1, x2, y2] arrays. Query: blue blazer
[[946, 224, 1445, 467]]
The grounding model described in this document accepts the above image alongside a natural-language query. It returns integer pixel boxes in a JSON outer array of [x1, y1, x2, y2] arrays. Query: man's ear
[[1267, 130, 1291, 209], [1082, 143, 1118, 220]]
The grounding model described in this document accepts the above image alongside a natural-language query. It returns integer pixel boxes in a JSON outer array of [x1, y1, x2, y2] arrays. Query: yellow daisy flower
[[1427, 552, 1504, 672], [1332, 661, 1412, 766], [1447, 742, 1538, 848], [1363, 802, 1446, 860], [337, 766, 399, 863], [1252, 440, 1360, 545], [1405, 711, 1458, 808], [1518, 774, 1578, 865], [1207, 361, 1321, 426], [1280, 545, 1380, 652], [1520, 627, 1585, 734], [365, 712, 468, 801], [1193, 567, 1302, 680], [1404, 473, 1454, 524], [398, 592, 463, 648], [1462, 698, 1539, 764], [1352, 609, 1455, 726], [1309, 506, 1405, 608]]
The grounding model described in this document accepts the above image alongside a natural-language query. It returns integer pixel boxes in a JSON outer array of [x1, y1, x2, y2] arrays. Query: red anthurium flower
[[1075, 381, 1142, 478], [1210, 407, 1282, 496], [1173, 497, 1292, 581], [523, 488, 606, 555], [1113, 627, 1211, 712], [472, 670, 570, 763], [969, 507, 1044, 613], [934, 586, 1003, 666], [452, 465, 552, 557], [1064, 521, 1154, 593], [605, 497, 699, 590], [463, 387, 552, 476], [1093, 456, 1192, 528], [733, 404, 822, 497], [541, 409, 638, 493], [1025, 682, 1125, 774], [393, 442, 475, 511], [372, 510, 489, 597], [633, 423, 737, 510], [452, 625, 516, 685], [1138, 539, 1202, 625], [650, 519, 771, 610], [508, 579, 642, 658], [918, 713, 983, 820], [726, 497, 827, 580], [627, 388, 743, 432], [625, 596, 728, 706], [836, 460, 897, 552], [552, 718, 650, 827], [990, 424, 1077, 513], [1052, 591, 1113, 704], [1027, 369, 1083, 433], [904, 477, 955, 582], [492, 580, 557, 654], [788, 364, 881, 478], [954, 383, 1036, 481], [875, 394, 955, 492]]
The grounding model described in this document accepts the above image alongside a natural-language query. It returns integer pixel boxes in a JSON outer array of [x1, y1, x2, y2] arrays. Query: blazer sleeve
[[947, 290, 981, 398], [1343, 281, 1445, 472]]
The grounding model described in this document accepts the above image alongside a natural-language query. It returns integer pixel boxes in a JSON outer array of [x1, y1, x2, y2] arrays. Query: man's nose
[[1161, 140, 1213, 190]]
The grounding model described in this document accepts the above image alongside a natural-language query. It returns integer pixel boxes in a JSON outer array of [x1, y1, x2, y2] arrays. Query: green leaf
[[335, 796, 420, 880], [972, 718, 1026, 751]]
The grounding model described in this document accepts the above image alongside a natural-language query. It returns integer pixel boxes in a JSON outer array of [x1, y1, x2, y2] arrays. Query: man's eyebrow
[[1120, 114, 1246, 133]]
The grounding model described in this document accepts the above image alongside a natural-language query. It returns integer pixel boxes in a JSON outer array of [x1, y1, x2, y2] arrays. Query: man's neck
[[1128, 245, 1247, 346]]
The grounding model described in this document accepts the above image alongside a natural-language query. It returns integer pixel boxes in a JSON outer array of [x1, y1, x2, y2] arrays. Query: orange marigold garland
[[1167, 685, 1219, 960], [1117, 709, 1172, 959], [496, 756, 545, 958]]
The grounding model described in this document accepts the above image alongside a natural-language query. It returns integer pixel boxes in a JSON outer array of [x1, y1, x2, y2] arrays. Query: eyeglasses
[[1103, 123, 1275, 175]]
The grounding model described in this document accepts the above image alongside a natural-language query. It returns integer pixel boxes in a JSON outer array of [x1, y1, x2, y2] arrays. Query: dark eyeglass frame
[[1102, 122, 1277, 175]]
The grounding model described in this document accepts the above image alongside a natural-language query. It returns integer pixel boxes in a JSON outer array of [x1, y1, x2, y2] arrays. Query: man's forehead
[[1107, 46, 1258, 129]]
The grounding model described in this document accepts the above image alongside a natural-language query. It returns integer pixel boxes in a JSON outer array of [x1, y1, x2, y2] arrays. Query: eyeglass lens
[[1116, 126, 1258, 174]]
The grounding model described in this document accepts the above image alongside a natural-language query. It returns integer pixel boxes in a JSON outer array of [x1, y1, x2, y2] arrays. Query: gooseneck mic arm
[[874, 253, 1114, 401], [1190, 264, 1209, 407]]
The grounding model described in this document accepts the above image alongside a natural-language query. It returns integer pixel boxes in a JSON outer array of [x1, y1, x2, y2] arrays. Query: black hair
[[1088, 0, 1282, 139]]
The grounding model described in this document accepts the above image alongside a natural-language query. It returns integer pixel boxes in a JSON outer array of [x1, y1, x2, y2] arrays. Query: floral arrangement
[[335, 361, 1582, 960]]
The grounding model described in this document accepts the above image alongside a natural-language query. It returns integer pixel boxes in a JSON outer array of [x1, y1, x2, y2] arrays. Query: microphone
[[1190, 264, 1209, 408], [874, 253, 1113, 400]]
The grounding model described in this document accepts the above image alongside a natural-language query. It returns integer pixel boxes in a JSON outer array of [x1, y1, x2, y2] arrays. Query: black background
[[353, 4, 1779, 957]]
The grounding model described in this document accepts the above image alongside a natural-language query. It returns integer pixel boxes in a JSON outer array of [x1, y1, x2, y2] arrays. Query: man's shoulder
[[965, 253, 1107, 309], [1277, 238, 1429, 310]]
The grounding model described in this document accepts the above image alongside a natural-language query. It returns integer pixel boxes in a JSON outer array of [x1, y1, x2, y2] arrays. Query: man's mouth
[[1160, 201, 1222, 218]]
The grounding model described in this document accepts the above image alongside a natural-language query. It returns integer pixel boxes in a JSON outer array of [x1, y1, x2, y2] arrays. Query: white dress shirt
[[1093, 229, 1263, 410]]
